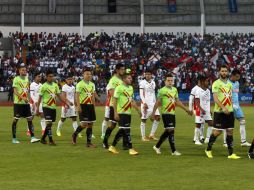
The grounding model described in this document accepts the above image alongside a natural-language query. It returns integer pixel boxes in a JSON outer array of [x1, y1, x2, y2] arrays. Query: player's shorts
[[196, 112, 212, 124], [104, 106, 110, 118], [118, 114, 131, 128], [141, 103, 160, 120], [61, 106, 77, 118], [162, 114, 176, 129], [79, 104, 96, 123], [213, 112, 234, 130], [30, 103, 43, 115], [14, 104, 33, 119], [109, 106, 117, 123], [233, 106, 244, 119], [43, 107, 56, 122]]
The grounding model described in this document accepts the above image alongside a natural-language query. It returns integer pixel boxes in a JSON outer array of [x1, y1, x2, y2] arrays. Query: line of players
[[11, 64, 254, 159]]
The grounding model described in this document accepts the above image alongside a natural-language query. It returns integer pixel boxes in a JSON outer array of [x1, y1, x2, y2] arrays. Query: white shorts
[[61, 106, 77, 118], [141, 103, 160, 120], [195, 112, 212, 124], [104, 106, 110, 118], [30, 103, 43, 115]]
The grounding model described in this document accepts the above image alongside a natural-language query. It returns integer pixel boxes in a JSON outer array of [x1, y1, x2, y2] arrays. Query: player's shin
[[156, 130, 169, 148], [150, 120, 159, 136], [168, 130, 176, 153], [226, 135, 234, 155]]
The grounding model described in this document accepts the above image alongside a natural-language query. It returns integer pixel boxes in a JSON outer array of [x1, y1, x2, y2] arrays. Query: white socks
[[240, 124, 246, 143], [200, 123, 205, 139], [72, 121, 78, 131], [57, 120, 64, 131], [194, 128, 201, 141], [206, 126, 213, 140], [150, 120, 159, 136], [140, 122, 146, 138], [40, 118, 46, 131], [101, 120, 107, 135]]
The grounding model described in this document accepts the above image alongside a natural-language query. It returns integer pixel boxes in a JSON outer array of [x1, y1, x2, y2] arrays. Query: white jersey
[[139, 79, 156, 105], [62, 84, 75, 105], [189, 85, 200, 111], [195, 87, 211, 113], [30, 82, 42, 103]]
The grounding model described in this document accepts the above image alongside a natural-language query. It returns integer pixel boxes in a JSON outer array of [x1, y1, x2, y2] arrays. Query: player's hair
[[231, 69, 241, 76], [34, 71, 41, 78], [164, 73, 173, 80], [83, 67, 92, 73], [219, 65, 228, 71], [18, 64, 26, 70], [46, 69, 54, 76], [115, 63, 125, 71], [199, 75, 208, 82], [122, 73, 131, 79], [144, 69, 152, 74], [66, 73, 74, 79]]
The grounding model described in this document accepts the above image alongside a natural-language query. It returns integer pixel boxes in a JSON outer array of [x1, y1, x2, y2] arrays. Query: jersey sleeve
[[56, 84, 61, 94], [195, 89, 200, 99], [107, 79, 114, 90], [175, 88, 179, 99], [92, 83, 96, 93], [39, 84, 45, 96], [12, 77, 18, 88], [114, 86, 121, 99], [62, 85, 67, 93], [76, 83, 81, 93], [157, 88, 163, 100], [212, 81, 219, 93], [139, 80, 145, 89]]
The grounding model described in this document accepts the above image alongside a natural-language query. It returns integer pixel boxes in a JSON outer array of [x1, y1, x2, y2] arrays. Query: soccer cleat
[[56, 130, 61, 137], [205, 150, 213, 158], [92, 134, 96, 139], [172, 151, 182, 156], [72, 134, 77, 145], [195, 140, 203, 146], [200, 138, 205, 144], [26, 130, 31, 136], [108, 146, 119, 154], [30, 137, 40, 143], [101, 133, 105, 140], [149, 135, 158, 141], [40, 139, 47, 144], [204, 138, 209, 144], [41, 130, 45, 135], [129, 149, 139, 155], [142, 137, 150, 142], [12, 138, 20, 144], [87, 143, 97, 148], [49, 141, 56, 146], [241, 141, 251, 147], [228, 154, 241, 159], [153, 145, 161, 154], [78, 133, 83, 138], [247, 152, 254, 159], [223, 143, 228, 148]]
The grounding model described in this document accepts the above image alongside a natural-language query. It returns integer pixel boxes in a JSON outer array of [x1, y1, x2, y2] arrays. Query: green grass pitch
[[1, 106, 254, 190]]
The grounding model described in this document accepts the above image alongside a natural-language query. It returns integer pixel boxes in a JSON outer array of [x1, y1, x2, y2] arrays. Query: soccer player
[[223, 69, 250, 147], [108, 73, 141, 155], [194, 75, 213, 145], [56, 75, 82, 138], [11, 65, 40, 144], [102, 63, 126, 149], [152, 74, 192, 156], [37, 70, 72, 145], [139, 70, 160, 141], [205, 65, 240, 159], [100, 84, 110, 139], [28, 72, 46, 135], [72, 68, 97, 147], [189, 76, 205, 145]]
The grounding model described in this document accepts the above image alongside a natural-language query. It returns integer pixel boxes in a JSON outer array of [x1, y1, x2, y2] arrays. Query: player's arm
[[75, 92, 81, 113], [213, 93, 229, 114], [112, 97, 119, 121], [151, 98, 160, 119], [132, 99, 141, 117], [36, 95, 42, 115], [94, 91, 101, 103], [176, 98, 192, 115], [13, 87, 28, 103], [188, 94, 194, 112], [139, 88, 148, 109]]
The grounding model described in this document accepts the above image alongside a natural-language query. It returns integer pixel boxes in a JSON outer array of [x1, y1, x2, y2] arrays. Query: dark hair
[[199, 75, 208, 82], [165, 74, 173, 80], [46, 69, 54, 76], [122, 73, 131, 79], [231, 69, 241, 76], [219, 65, 228, 71], [83, 67, 92, 73], [34, 71, 41, 78], [115, 63, 125, 70], [66, 73, 74, 79], [144, 69, 152, 74], [18, 65, 26, 70]]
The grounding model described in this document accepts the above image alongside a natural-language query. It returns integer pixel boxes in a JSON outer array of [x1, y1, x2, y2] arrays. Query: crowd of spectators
[[0, 31, 254, 95]]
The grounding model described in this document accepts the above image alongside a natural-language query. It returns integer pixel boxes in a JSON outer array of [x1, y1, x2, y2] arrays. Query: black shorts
[[14, 104, 32, 119], [162, 114, 176, 129], [213, 112, 234, 130], [79, 104, 96, 123], [118, 114, 131, 128], [109, 106, 117, 123], [43, 107, 56, 122]]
